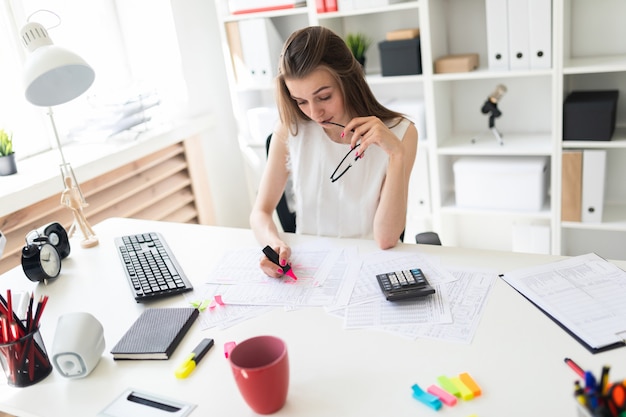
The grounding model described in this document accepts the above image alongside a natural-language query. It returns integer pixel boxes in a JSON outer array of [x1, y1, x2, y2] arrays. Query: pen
[[262, 245, 298, 280], [175, 338, 214, 379], [599, 365, 610, 395], [564, 357, 586, 379]]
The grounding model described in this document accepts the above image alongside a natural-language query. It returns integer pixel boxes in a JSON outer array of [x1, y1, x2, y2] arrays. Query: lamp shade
[[21, 22, 95, 107]]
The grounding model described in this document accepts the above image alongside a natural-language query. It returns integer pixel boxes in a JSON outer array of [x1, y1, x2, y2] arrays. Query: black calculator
[[376, 268, 435, 301]]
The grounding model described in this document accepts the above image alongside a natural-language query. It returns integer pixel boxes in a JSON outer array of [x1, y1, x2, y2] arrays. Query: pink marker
[[262, 245, 298, 280]]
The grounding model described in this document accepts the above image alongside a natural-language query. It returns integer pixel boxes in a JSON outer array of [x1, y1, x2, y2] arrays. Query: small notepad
[[111, 308, 199, 360]]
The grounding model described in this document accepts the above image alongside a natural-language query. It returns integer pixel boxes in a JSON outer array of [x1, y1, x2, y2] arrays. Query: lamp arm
[[46, 107, 68, 166]]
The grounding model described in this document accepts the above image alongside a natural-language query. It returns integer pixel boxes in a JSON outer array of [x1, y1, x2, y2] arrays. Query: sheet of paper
[[343, 285, 452, 328], [408, 268, 497, 343], [343, 250, 457, 307], [185, 284, 274, 330], [207, 245, 345, 307], [206, 246, 332, 287], [331, 267, 496, 343], [501, 252, 626, 349]]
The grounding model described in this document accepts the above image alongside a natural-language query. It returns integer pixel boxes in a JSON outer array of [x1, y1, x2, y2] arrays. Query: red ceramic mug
[[229, 335, 289, 414]]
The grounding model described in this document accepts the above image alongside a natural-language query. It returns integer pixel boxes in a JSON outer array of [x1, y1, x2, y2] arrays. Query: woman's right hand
[[260, 243, 292, 278]]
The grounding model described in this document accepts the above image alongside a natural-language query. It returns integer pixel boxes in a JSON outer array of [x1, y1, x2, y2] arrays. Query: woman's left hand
[[343, 116, 403, 158]]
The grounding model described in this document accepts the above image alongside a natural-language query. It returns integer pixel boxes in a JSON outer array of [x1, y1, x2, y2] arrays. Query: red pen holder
[[0, 325, 52, 387]]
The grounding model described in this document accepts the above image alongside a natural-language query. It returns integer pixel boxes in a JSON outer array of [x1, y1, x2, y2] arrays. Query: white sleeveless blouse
[[287, 118, 411, 239]]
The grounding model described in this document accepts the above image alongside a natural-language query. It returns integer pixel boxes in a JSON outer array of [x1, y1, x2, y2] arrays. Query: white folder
[[581, 150, 606, 223], [485, 0, 510, 70], [507, 0, 531, 70], [528, 0, 552, 69], [238, 18, 284, 86]]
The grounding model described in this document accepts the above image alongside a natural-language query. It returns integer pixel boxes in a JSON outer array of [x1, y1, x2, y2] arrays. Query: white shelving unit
[[215, 0, 626, 260]]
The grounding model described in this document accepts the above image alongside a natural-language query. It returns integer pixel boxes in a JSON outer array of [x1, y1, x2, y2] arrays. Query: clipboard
[[499, 253, 626, 355], [500, 275, 626, 354]]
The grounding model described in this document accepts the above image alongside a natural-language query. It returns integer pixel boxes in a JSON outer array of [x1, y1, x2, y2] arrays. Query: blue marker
[[585, 371, 598, 409]]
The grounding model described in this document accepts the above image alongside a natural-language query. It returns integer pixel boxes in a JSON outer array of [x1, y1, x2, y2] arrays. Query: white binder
[[507, 0, 531, 70], [238, 18, 284, 87], [581, 150, 606, 223], [528, 0, 552, 69], [485, 0, 510, 70]]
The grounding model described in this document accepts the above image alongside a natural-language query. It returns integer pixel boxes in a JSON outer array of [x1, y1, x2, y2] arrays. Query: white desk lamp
[[20, 20, 99, 248]]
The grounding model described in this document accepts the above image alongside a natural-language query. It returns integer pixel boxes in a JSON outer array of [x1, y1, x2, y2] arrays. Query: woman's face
[[285, 67, 347, 129]]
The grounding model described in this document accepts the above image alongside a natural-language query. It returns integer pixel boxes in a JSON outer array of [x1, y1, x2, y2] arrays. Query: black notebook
[[111, 307, 199, 360]]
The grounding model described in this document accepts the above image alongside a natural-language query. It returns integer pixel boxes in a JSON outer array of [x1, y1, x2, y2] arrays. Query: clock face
[[39, 243, 61, 278], [48, 232, 60, 246]]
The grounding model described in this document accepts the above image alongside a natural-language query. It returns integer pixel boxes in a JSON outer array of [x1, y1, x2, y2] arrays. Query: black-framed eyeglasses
[[324, 121, 360, 183], [330, 143, 361, 183]]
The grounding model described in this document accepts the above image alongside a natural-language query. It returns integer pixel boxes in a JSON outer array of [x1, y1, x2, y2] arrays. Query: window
[[0, 0, 186, 160]]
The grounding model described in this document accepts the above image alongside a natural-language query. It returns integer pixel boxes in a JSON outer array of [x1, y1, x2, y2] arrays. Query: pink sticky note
[[215, 295, 225, 306], [427, 384, 458, 406], [224, 341, 236, 358]]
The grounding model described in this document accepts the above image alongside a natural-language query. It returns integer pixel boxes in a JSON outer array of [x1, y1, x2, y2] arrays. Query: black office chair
[[266, 134, 296, 233], [415, 231, 442, 246]]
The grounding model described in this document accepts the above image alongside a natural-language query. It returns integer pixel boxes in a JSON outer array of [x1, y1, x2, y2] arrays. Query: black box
[[378, 37, 422, 76], [563, 90, 619, 141]]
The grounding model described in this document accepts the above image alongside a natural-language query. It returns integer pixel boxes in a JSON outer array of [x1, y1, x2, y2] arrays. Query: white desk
[[1, 218, 624, 417]]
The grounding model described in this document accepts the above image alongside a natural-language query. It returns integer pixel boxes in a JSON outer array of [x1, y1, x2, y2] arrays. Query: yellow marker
[[451, 376, 474, 400], [175, 338, 214, 379], [459, 372, 482, 397]]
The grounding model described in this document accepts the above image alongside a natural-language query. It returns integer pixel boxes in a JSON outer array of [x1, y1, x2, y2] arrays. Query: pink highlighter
[[262, 245, 298, 280]]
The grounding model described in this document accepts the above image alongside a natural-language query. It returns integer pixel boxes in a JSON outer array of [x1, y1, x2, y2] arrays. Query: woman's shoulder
[[386, 116, 413, 138]]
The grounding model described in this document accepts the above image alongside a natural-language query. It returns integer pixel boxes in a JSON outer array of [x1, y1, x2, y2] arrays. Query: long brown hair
[[276, 26, 403, 135]]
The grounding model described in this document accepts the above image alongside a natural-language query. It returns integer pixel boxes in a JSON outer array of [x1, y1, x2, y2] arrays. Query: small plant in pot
[[345, 32, 371, 70], [0, 129, 17, 176]]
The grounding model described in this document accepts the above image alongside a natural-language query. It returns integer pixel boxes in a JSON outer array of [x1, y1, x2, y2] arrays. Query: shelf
[[432, 67, 553, 82], [221, 6, 309, 22], [441, 194, 552, 219], [561, 203, 626, 232], [437, 133, 553, 156], [562, 128, 626, 149], [563, 55, 626, 75], [315, 1, 420, 19], [365, 73, 423, 85]]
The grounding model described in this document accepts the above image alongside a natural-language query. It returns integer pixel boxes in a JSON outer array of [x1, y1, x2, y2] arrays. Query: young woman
[[250, 26, 418, 278]]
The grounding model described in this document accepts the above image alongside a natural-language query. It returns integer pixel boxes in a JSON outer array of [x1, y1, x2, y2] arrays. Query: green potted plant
[[0, 129, 17, 176], [345, 32, 371, 69]]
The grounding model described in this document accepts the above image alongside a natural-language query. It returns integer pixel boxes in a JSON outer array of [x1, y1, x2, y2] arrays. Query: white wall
[[169, 0, 251, 228]]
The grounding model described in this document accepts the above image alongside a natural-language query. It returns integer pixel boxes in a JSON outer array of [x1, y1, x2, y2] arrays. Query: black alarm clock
[[21, 236, 62, 282], [26, 222, 70, 259]]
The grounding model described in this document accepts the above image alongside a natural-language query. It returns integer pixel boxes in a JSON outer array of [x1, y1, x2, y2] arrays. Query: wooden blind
[[0, 135, 214, 275]]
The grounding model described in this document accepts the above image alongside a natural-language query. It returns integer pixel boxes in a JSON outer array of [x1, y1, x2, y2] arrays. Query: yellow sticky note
[[451, 376, 474, 400]]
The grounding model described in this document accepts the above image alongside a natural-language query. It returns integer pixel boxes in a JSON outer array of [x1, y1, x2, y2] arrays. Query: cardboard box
[[435, 53, 479, 74], [386, 28, 420, 41], [378, 37, 422, 76], [453, 156, 549, 211], [563, 90, 619, 141]]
